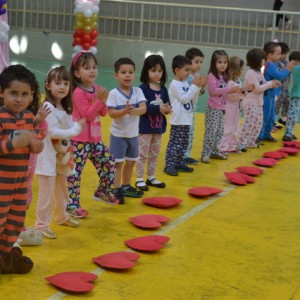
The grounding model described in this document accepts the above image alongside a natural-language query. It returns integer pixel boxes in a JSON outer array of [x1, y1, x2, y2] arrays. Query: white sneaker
[[285, 20, 292, 30]]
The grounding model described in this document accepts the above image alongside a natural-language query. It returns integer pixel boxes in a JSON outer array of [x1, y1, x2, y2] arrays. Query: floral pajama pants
[[67, 141, 115, 209], [285, 97, 300, 137]]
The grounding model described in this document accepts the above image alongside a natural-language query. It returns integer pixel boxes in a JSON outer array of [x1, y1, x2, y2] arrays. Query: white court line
[[47, 185, 236, 300]]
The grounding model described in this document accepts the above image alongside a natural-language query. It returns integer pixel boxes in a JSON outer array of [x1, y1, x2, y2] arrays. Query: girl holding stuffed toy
[[67, 52, 119, 219], [35, 66, 85, 239]]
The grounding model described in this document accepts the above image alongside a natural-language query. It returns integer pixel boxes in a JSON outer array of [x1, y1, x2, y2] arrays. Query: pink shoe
[[93, 192, 120, 205], [69, 207, 89, 219]]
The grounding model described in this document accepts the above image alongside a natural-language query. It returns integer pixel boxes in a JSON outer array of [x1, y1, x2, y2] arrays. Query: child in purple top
[[201, 50, 242, 163]]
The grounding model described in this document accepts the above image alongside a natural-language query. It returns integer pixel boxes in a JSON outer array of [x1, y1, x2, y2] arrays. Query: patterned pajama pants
[[202, 107, 224, 157], [285, 97, 300, 137], [136, 134, 162, 178], [185, 113, 195, 158], [239, 104, 263, 148], [67, 141, 115, 209], [165, 125, 190, 168]]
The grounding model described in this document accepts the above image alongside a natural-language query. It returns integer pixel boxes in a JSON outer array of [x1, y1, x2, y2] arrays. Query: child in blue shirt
[[258, 41, 295, 143]]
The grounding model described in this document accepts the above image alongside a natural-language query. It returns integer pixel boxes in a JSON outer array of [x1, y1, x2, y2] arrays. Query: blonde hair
[[228, 56, 244, 81]]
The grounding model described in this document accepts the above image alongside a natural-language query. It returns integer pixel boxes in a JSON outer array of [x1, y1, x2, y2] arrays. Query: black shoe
[[263, 136, 278, 142], [278, 118, 286, 126], [256, 138, 265, 145], [274, 122, 283, 129], [292, 134, 298, 140], [176, 165, 194, 172], [135, 181, 149, 191], [114, 188, 125, 204], [164, 166, 178, 176], [282, 135, 293, 141], [185, 157, 199, 165], [240, 147, 247, 152], [146, 178, 166, 188], [122, 185, 144, 198]]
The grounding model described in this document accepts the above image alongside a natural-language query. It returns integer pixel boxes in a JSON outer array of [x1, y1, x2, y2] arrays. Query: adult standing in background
[[269, 0, 292, 30]]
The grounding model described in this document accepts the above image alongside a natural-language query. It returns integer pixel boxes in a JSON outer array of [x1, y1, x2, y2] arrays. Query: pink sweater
[[243, 69, 273, 106], [72, 85, 108, 143], [207, 73, 232, 110]]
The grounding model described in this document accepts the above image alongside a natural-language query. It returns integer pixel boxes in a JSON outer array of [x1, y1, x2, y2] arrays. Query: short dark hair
[[263, 41, 280, 55], [140, 55, 167, 87], [114, 57, 135, 72], [0, 64, 41, 115], [246, 48, 266, 71], [289, 51, 300, 62], [171, 55, 191, 74], [278, 42, 290, 54], [185, 48, 204, 60]]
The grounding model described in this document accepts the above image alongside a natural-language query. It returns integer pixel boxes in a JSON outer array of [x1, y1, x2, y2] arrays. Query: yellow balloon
[[92, 22, 98, 30], [84, 18, 92, 26], [91, 14, 98, 22], [76, 13, 84, 21], [85, 26, 91, 33]]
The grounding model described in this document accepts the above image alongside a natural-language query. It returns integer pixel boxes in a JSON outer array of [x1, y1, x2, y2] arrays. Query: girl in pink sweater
[[239, 48, 281, 150], [67, 52, 119, 219]]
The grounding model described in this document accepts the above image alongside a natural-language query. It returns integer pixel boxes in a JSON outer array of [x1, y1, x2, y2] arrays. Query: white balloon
[[73, 45, 83, 54], [92, 6, 99, 14], [83, 9, 93, 18], [89, 46, 97, 54]]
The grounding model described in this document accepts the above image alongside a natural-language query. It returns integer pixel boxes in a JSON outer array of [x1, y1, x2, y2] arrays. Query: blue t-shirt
[[138, 83, 170, 134]]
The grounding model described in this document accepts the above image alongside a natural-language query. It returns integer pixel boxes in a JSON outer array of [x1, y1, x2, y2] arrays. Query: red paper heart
[[224, 172, 247, 185], [235, 166, 264, 176], [253, 158, 278, 167], [125, 235, 170, 251], [45, 272, 97, 292], [278, 147, 300, 155], [263, 151, 288, 159], [238, 172, 255, 183], [142, 197, 182, 208], [129, 215, 170, 229], [282, 141, 300, 148], [188, 186, 223, 197], [92, 252, 140, 269]]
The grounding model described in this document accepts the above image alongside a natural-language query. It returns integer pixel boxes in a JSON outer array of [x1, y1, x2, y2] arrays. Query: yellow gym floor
[[1, 113, 300, 300]]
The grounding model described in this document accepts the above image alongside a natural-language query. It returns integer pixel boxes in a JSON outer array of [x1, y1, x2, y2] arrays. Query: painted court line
[[47, 185, 236, 300]]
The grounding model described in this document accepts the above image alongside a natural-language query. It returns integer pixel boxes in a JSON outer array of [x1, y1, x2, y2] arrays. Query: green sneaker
[[122, 185, 144, 198]]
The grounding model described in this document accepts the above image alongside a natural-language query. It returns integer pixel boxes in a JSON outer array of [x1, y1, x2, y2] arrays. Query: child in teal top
[[282, 51, 300, 141]]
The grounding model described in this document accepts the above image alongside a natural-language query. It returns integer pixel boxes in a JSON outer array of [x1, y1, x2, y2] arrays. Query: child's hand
[[77, 118, 86, 129], [35, 103, 51, 124], [160, 103, 172, 115], [231, 86, 243, 93], [199, 76, 207, 87], [243, 82, 254, 92], [11, 130, 32, 148], [271, 80, 281, 88], [96, 87, 109, 103], [29, 135, 44, 154], [124, 101, 134, 115], [192, 75, 204, 87]]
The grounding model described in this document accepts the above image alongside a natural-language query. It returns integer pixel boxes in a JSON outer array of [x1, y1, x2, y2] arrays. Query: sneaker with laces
[[93, 191, 120, 205], [122, 185, 144, 198], [68, 207, 89, 219], [61, 216, 80, 227], [39, 228, 57, 239]]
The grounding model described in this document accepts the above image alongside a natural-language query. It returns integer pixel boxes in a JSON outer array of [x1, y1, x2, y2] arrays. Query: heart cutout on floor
[[129, 214, 170, 229], [92, 252, 140, 269], [125, 235, 170, 251], [235, 166, 264, 176], [188, 186, 223, 197], [45, 272, 97, 292], [278, 147, 300, 155], [238, 172, 255, 183], [142, 197, 182, 208], [263, 151, 288, 159], [224, 172, 247, 185], [253, 158, 278, 167], [282, 141, 300, 148]]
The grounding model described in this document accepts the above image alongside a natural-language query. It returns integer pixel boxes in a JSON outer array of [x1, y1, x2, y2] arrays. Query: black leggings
[[273, 0, 289, 26]]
